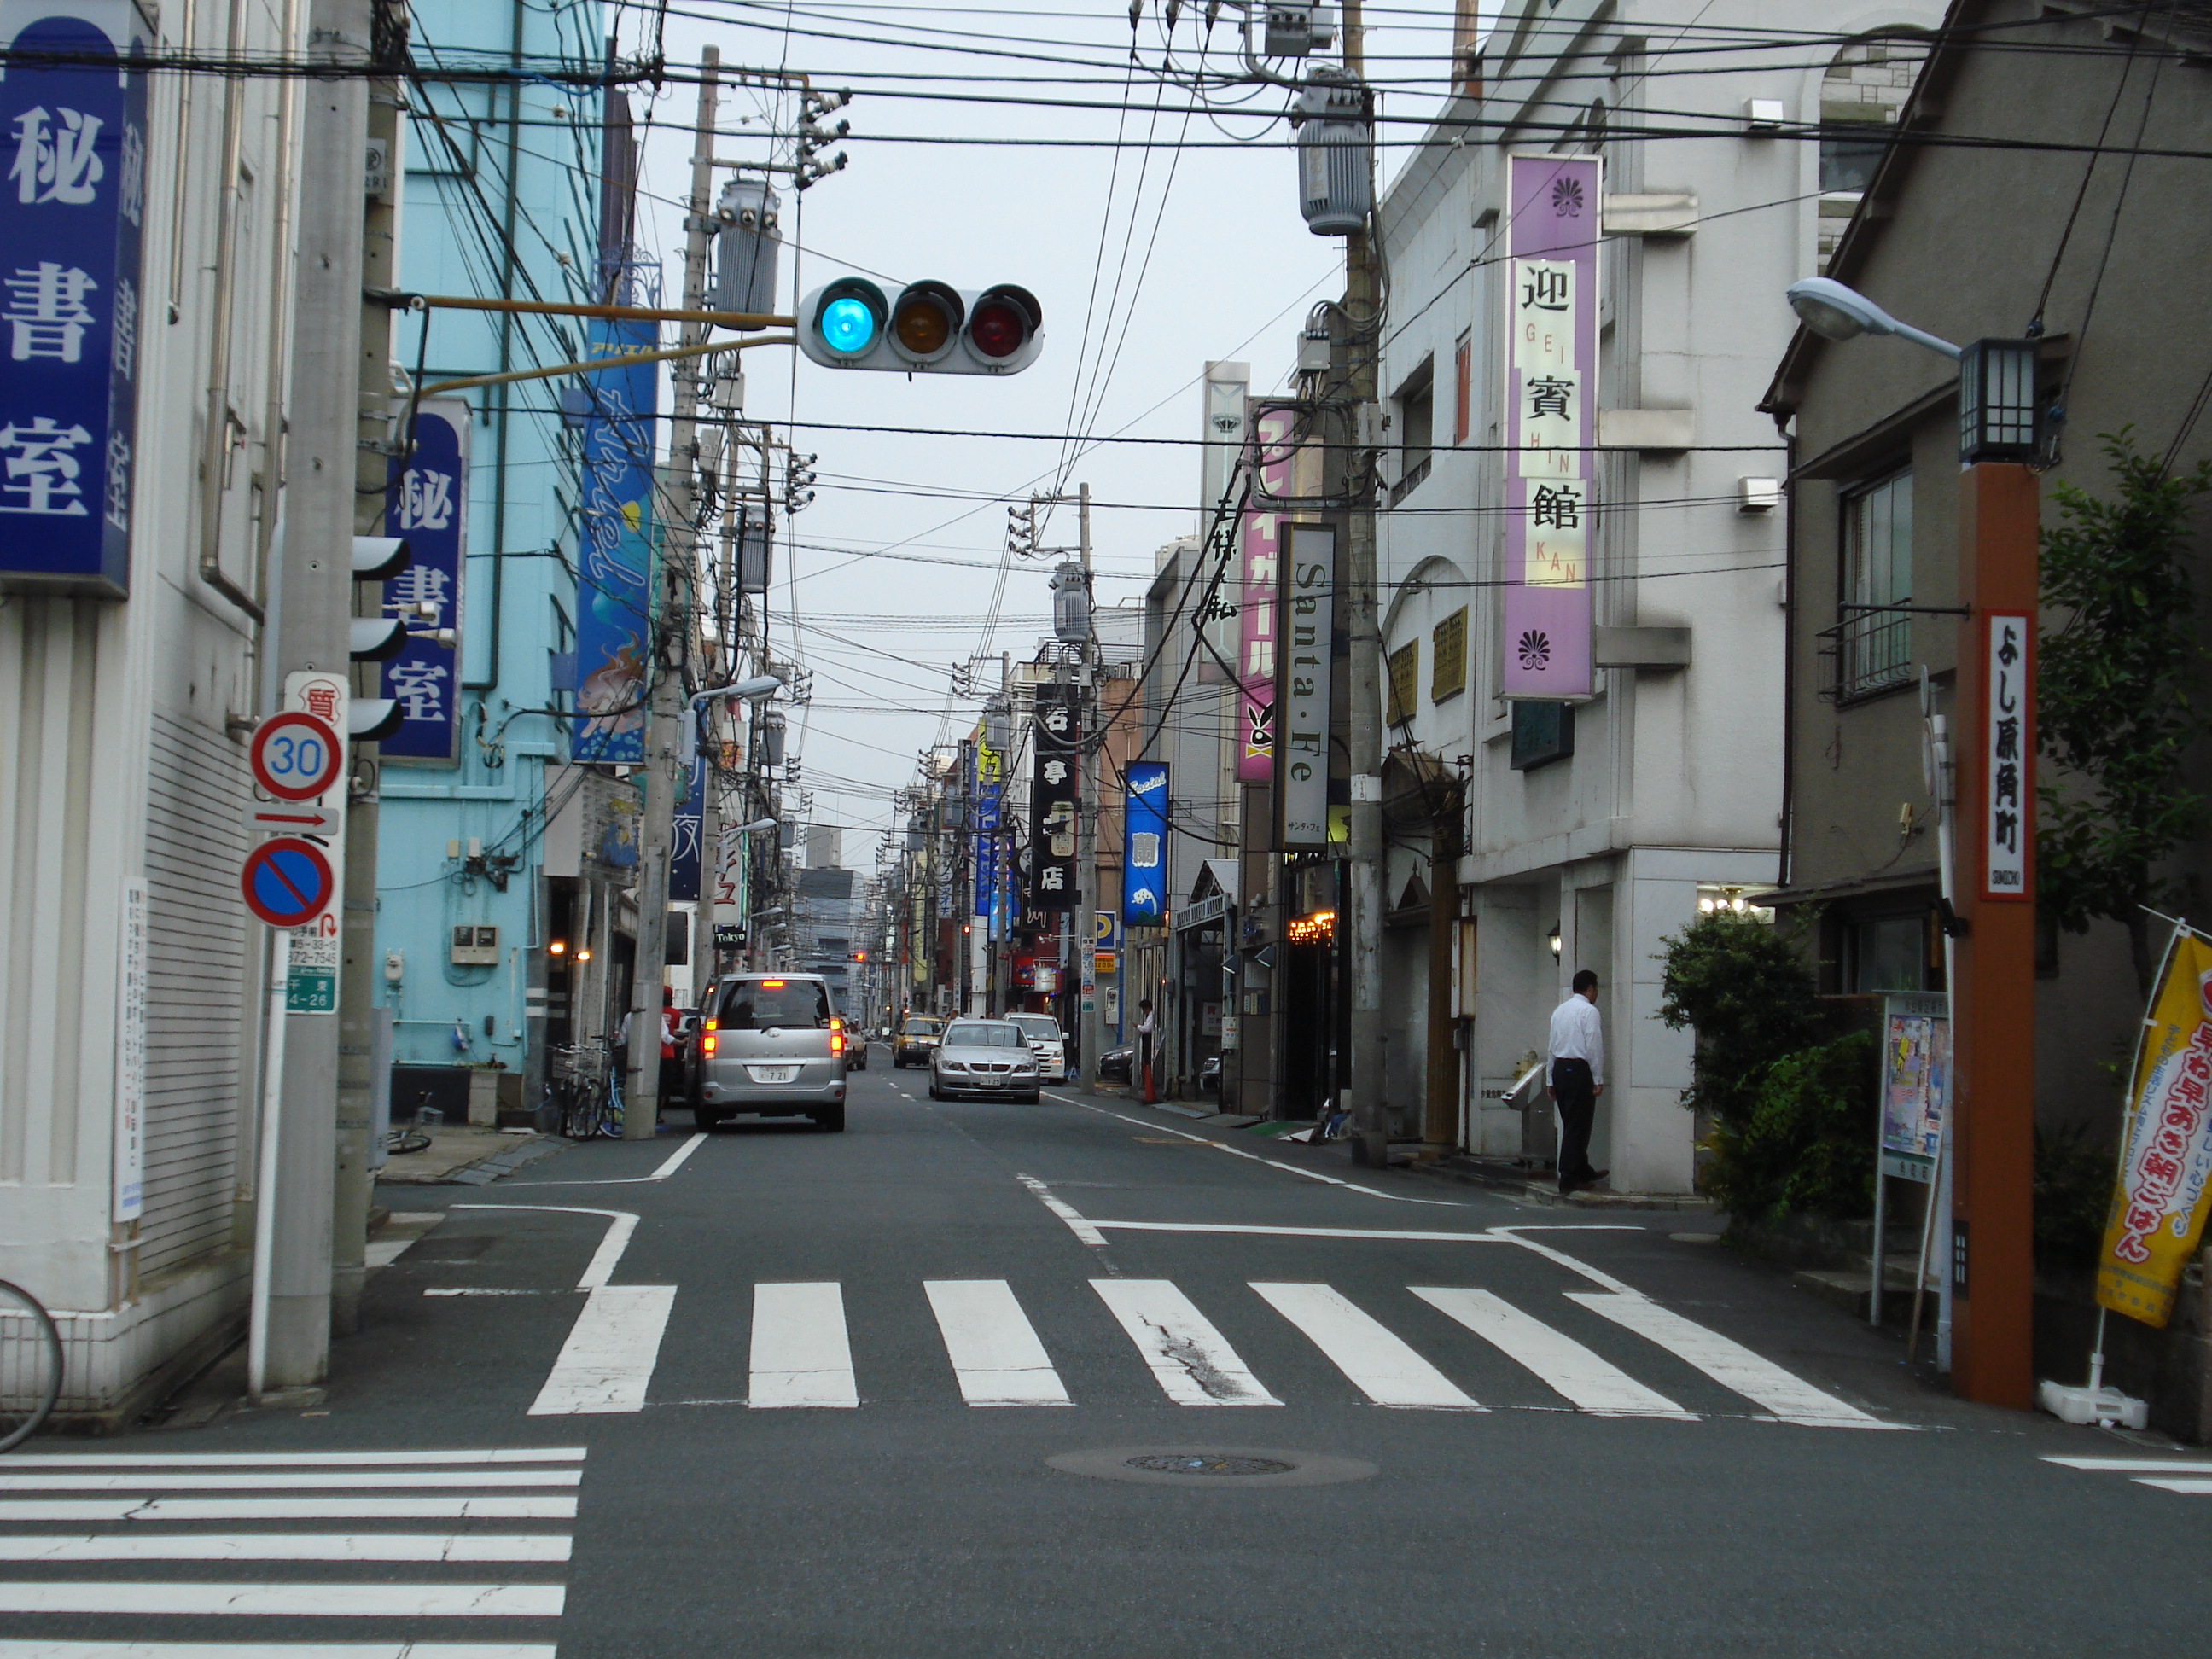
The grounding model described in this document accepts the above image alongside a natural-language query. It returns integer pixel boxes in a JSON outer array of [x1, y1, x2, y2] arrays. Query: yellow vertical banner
[[2097, 929, 2212, 1327]]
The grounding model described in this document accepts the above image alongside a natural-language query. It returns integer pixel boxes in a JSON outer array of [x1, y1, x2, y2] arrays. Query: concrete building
[[374, 5, 616, 1124], [1371, 0, 1942, 1190]]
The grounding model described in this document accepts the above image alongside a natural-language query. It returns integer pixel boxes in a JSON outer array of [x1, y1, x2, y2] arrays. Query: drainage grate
[[1124, 1454, 1295, 1476]]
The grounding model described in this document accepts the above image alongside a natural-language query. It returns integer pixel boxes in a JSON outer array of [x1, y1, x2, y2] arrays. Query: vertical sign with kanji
[[1028, 682, 1080, 911], [974, 742, 1003, 917], [113, 876, 145, 1220], [669, 754, 704, 900], [573, 317, 658, 762], [1121, 760, 1168, 925], [1501, 154, 1599, 700], [1236, 404, 1299, 781], [1982, 611, 2031, 899], [381, 397, 468, 761], [0, 3, 149, 597]]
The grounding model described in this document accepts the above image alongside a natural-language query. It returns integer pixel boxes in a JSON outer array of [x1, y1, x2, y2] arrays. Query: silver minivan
[[695, 974, 847, 1132]]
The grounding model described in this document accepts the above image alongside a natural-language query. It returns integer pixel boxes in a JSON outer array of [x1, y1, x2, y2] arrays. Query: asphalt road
[[6, 1050, 2209, 1656]]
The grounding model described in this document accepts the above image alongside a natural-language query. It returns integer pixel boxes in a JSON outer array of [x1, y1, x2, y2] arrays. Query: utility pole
[[625, 49, 720, 1137], [1338, 1, 1388, 1167], [332, 0, 409, 1333], [1075, 482, 1102, 1086], [265, 0, 371, 1385]]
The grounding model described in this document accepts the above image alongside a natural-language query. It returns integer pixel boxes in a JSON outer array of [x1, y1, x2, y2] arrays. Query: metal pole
[[625, 50, 720, 1137], [1339, 1, 1387, 1165], [247, 928, 291, 1405], [1077, 482, 1103, 1088], [263, 0, 372, 1386]]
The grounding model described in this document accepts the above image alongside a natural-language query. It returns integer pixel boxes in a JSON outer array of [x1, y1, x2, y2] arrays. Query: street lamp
[[1782, 274, 2041, 1412], [683, 672, 786, 765]]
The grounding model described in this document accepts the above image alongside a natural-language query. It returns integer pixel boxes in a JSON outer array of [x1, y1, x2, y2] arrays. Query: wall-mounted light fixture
[[1547, 923, 1562, 958]]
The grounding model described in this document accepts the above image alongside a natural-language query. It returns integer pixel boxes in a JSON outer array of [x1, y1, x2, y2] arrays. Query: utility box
[[451, 924, 499, 966]]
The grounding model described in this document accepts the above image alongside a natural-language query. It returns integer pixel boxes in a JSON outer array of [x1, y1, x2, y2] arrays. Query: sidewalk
[[375, 1126, 569, 1186]]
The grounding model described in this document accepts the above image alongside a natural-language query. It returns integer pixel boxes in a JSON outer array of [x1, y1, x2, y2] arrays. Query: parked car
[[1006, 1012, 1067, 1081], [894, 1015, 943, 1068], [1097, 1045, 1135, 1084], [928, 1018, 1042, 1103], [693, 973, 847, 1132]]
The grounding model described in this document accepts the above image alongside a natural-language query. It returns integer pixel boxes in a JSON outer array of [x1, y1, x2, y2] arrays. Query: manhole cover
[[1124, 1454, 1294, 1476], [1046, 1446, 1377, 1489]]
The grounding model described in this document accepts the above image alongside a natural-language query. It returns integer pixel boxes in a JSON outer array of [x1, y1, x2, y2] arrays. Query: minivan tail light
[[831, 1030, 845, 1054], [703, 1032, 718, 1055], [762, 979, 786, 988]]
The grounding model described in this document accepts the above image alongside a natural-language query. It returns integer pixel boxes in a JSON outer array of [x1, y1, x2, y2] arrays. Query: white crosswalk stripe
[[750, 1281, 860, 1408], [1411, 1287, 1693, 1418], [527, 1284, 676, 1416], [1090, 1279, 1282, 1406], [1252, 1283, 1482, 1410], [1566, 1293, 1891, 1428], [926, 1279, 1073, 1406], [0, 1447, 579, 1656]]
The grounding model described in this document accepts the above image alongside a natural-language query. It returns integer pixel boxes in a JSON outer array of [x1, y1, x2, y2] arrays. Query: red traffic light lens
[[969, 300, 1027, 359]]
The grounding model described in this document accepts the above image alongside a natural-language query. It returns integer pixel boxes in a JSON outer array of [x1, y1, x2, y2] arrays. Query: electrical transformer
[[1292, 67, 1372, 237], [713, 178, 782, 317]]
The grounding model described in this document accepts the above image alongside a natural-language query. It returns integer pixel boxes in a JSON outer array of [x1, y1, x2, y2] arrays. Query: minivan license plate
[[747, 1065, 800, 1085]]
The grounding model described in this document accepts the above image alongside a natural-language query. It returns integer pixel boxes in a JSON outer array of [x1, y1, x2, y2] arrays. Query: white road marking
[[0, 1497, 578, 1522], [2040, 1457, 2212, 1471], [1410, 1287, 1693, 1418], [1088, 1220, 1511, 1243], [1015, 1173, 1109, 1247], [749, 1282, 859, 1408], [1251, 1283, 1482, 1410], [0, 1534, 573, 1563], [1048, 1096, 1471, 1208], [923, 1280, 1072, 1407], [364, 1238, 415, 1268], [449, 1203, 641, 1289], [2134, 1478, 2212, 1493], [426, 1288, 568, 1297], [0, 1648, 557, 1659], [1568, 1293, 1891, 1428], [1089, 1279, 1280, 1406], [505, 1131, 710, 1188], [1492, 1227, 1647, 1296], [0, 1450, 584, 1467], [0, 1472, 580, 1493], [0, 1583, 566, 1617], [526, 1284, 678, 1416]]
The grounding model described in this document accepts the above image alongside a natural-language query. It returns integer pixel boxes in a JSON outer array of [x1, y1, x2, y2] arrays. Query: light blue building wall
[[375, 2, 614, 1099]]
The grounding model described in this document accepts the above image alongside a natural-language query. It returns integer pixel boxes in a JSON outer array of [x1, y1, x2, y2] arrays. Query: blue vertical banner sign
[[572, 317, 658, 761], [380, 397, 468, 761], [669, 754, 704, 901], [0, 2, 149, 597], [973, 742, 1002, 915], [1122, 761, 1168, 925]]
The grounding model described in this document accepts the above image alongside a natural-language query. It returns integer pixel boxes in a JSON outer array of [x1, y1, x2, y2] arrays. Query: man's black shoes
[[1558, 1168, 1611, 1196]]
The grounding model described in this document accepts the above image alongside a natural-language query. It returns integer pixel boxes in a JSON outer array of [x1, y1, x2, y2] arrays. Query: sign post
[[1872, 992, 1949, 1328]]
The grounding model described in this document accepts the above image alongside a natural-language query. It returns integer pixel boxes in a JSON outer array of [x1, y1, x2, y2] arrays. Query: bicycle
[[548, 1042, 626, 1140], [0, 1278, 63, 1453]]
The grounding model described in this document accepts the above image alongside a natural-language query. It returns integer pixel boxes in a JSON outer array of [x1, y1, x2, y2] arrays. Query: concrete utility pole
[[332, 0, 409, 1334], [1338, 1, 1388, 1166], [265, 0, 371, 1385], [625, 49, 721, 1137], [1075, 482, 1102, 1086]]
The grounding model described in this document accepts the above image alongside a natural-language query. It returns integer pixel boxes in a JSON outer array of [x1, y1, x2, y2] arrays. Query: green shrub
[[1656, 910, 1828, 1127], [1700, 1032, 1877, 1224], [2034, 1123, 2118, 1268]]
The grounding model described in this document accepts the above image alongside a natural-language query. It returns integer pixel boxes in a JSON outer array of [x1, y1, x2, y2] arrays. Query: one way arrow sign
[[245, 802, 341, 838]]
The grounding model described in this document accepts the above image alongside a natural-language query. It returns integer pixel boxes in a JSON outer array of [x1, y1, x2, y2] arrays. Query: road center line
[[1016, 1174, 1109, 1247], [451, 1204, 639, 1289], [1086, 1220, 1511, 1243], [503, 1132, 709, 1188]]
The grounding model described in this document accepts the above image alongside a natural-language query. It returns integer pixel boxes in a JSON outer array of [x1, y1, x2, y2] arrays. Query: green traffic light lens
[[821, 295, 876, 355]]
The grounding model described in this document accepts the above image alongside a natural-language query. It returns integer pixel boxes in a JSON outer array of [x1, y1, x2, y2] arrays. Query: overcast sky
[[621, 3, 1473, 868]]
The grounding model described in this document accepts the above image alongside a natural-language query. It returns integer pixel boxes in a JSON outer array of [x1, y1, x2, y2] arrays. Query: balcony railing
[[1817, 605, 1914, 701]]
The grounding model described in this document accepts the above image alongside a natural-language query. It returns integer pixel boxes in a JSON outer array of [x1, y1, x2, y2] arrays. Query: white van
[[1006, 1013, 1067, 1083]]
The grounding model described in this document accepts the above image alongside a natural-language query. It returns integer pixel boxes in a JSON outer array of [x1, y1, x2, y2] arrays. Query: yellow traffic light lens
[[894, 298, 952, 355]]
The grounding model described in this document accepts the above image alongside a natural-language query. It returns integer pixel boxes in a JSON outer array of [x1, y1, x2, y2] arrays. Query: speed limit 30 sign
[[250, 710, 344, 802]]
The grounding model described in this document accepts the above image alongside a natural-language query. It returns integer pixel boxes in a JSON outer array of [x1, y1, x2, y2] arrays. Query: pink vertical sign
[[1237, 405, 1299, 781], [1501, 154, 1600, 700]]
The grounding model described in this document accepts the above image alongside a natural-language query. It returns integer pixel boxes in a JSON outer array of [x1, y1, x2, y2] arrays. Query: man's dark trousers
[[1551, 1057, 1598, 1186]]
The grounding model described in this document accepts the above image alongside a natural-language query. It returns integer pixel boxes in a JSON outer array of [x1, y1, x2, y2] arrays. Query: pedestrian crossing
[[0, 1445, 579, 1657], [526, 1276, 1889, 1428], [2044, 1454, 2212, 1494]]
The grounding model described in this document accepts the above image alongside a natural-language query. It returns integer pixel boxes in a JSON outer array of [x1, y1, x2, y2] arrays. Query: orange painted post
[[1948, 461, 2040, 1408]]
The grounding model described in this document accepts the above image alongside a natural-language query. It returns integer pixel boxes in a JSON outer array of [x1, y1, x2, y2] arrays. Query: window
[[943, 1022, 1023, 1048], [1392, 358, 1434, 503], [716, 978, 832, 1029], [1387, 640, 1419, 725], [1510, 701, 1575, 771], [1849, 915, 1924, 992], [1818, 36, 1930, 270], [1431, 608, 1467, 702], [1837, 469, 1913, 698], [1452, 334, 1471, 446], [1008, 1014, 1061, 1042]]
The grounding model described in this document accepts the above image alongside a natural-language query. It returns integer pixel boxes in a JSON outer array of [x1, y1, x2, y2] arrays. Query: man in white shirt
[[1546, 969, 1609, 1195]]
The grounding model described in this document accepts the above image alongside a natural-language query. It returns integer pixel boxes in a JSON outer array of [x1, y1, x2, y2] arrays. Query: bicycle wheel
[[563, 1080, 598, 1142], [597, 1081, 626, 1139], [0, 1280, 63, 1453]]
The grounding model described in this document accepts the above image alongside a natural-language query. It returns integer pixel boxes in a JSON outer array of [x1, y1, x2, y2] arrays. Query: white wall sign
[[1982, 612, 2030, 900]]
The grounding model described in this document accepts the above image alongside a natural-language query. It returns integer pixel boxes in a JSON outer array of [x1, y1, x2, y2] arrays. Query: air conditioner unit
[[451, 924, 499, 966]]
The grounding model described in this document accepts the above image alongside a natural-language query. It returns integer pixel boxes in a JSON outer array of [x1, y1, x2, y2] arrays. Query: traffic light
[[798, 279, 1042, 374]]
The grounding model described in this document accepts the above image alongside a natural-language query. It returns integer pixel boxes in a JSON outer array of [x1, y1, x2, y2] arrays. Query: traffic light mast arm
[[378, 291, 796, 330], [421, 334, 795, 398]]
